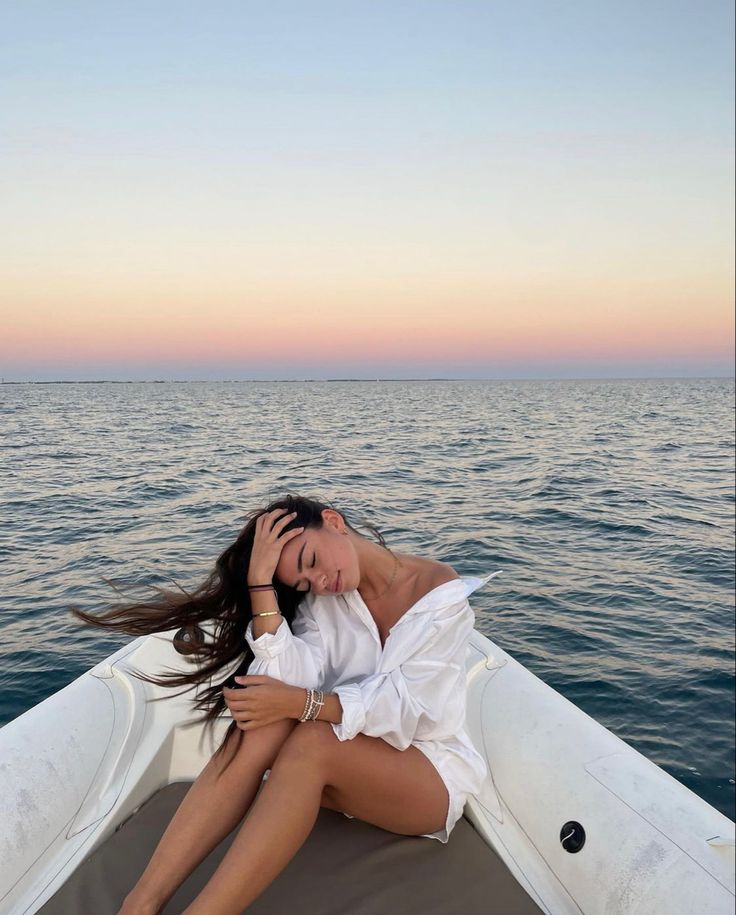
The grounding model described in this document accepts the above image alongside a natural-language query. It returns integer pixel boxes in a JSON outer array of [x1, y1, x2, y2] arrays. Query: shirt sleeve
[[244, 600, 326, 690], [331, 597, 474, 750]]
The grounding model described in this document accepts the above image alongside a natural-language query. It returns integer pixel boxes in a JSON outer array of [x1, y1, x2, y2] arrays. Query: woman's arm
[[245, 593, 326, 690], [249, 586, 286, 638], [288, 690, 344, 725]]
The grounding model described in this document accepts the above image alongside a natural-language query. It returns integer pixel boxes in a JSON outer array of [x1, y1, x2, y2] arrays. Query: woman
[[73, 494, 499, 915]]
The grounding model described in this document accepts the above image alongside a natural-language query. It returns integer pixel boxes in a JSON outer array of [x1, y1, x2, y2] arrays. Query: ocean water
[[1, 378, 734, 820]]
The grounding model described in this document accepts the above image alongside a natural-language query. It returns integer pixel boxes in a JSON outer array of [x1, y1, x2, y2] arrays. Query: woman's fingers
[[224, 700, 265, 730], [265, 509, 305, 535], [223, 691, 282, 730], [257, 510, 303, 546], [222, 697, 247, 710], [223, 689, 264, 725], [269, 510, 297, 534], [223, 687, 251, 705], [283, 527, 304, 541], [255, 509, 285, 532], [223, 697, 254, 727], [223, 684, 280, 731], [262, 508, 290, 529], [223, 703, 255, 716], [249, 510, 304, 581]]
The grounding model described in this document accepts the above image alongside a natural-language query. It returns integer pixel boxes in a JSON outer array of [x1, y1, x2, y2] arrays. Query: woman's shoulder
[[399, 554, 460, 602]]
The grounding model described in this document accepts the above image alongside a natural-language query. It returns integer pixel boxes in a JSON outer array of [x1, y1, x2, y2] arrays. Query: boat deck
[[39, 782, 544, 914]]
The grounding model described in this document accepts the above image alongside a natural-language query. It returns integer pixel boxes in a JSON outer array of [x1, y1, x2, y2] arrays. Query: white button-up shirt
[[244, 571, 502, 843]]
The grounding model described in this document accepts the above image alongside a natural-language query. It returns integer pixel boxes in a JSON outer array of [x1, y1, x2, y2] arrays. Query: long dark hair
[[70, 493, 389, 774]]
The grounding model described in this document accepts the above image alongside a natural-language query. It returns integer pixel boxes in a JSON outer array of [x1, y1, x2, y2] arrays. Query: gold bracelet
[[252, 610, 282, 618]]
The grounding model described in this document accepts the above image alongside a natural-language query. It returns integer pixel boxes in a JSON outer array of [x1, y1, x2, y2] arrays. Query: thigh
[[285, 722, 450, 837]]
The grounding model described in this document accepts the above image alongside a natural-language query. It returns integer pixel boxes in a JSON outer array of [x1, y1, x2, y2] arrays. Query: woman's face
[[274, 509, 357, 596]]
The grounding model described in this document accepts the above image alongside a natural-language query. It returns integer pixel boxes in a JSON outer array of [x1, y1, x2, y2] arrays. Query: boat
[[1, 612, 733, 914]]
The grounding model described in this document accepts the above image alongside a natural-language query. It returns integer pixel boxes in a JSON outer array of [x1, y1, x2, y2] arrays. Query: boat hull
[[0, 627, 733, 914]]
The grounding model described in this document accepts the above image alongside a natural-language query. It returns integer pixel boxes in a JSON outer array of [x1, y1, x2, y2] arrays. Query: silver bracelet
[[298, 688, 325, 722]]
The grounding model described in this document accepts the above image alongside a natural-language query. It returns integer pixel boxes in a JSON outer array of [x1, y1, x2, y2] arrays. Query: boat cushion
[[38, 782, 544, 914]]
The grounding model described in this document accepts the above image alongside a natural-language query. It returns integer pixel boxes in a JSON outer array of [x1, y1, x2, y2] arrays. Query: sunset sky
[[3, 1, 734, 381]]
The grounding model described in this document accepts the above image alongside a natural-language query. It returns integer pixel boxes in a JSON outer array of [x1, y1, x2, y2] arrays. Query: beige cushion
[[39, 782, 544, 914]]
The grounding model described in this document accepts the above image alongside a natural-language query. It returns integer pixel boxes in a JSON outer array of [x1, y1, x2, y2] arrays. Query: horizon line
[[1, 375, 734, 384]]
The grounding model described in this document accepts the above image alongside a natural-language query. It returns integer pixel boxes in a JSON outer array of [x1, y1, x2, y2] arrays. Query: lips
[[332, 571, 341, 593]]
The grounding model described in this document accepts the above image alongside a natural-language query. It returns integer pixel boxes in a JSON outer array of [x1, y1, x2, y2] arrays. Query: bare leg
[[118, 719, 298, 915], [176, 719, 452, 915], [179, 729, 328, 915]]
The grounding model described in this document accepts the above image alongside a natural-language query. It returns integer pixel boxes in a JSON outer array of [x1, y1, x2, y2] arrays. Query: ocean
[[1, 378, 734, 819]]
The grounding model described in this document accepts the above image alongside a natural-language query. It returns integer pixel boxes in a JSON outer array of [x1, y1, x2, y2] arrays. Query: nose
[[311, 570, 329, 592]]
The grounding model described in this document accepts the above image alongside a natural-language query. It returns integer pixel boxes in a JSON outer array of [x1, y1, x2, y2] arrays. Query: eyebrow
[[297, 543, 306, 574]]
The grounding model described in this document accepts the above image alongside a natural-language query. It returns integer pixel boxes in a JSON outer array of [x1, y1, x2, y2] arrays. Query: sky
[[2, 1, 734, 381]]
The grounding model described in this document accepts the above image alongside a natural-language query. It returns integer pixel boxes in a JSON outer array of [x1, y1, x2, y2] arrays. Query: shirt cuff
[[244, 616, 292, 659], [331, 683, 366, 741]]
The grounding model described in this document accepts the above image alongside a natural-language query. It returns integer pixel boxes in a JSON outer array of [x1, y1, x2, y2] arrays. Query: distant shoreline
[[1, 377, 733, 385]]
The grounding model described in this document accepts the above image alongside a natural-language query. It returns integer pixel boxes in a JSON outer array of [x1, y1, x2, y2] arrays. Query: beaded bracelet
[[298, 688, 325, 722]]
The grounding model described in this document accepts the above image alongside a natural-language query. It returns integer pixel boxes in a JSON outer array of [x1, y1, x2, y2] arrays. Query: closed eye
[[298, 553, 317, 592]]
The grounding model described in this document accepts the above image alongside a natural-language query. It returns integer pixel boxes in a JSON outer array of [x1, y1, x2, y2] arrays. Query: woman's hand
[[248, 509, 304, 584], [222, 675, 304, 730]]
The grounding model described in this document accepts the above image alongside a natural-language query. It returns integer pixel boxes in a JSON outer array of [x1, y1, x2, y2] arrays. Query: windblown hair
[[70, 493, 390, 774]]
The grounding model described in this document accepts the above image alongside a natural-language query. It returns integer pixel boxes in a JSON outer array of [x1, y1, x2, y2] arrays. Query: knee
[[219, 718, 299, 770], [273, 720, 335, 769]]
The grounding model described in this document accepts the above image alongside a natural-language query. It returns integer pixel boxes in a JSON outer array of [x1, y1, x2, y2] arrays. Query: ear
[[321, 508, 343, 530]]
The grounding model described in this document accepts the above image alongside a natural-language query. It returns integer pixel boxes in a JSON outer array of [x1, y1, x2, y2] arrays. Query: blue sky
[[2, 1, 734, 380]]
